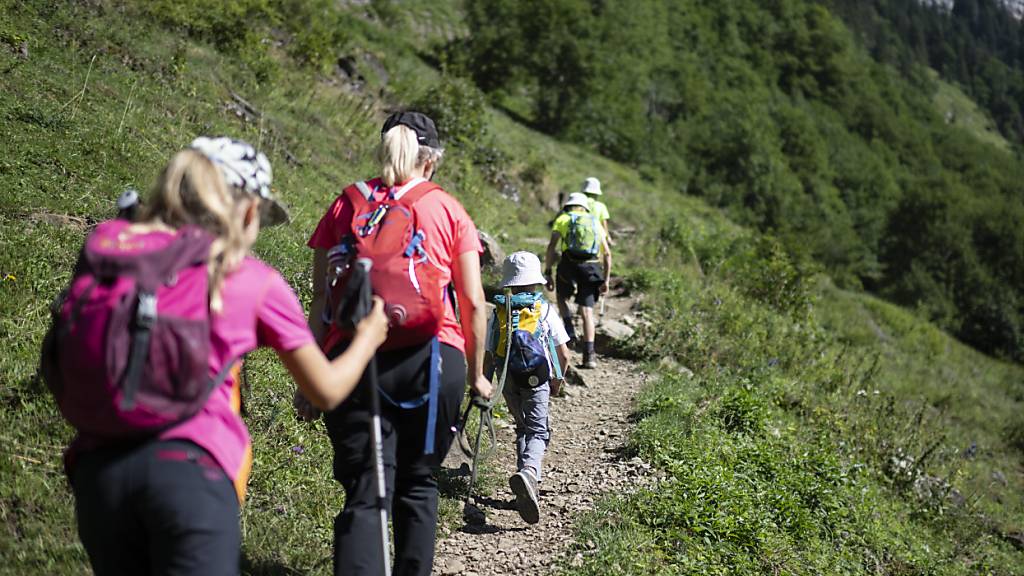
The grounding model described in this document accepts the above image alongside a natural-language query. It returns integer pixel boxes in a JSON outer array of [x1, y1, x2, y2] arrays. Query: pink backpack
[[40, 221, 233, 438]]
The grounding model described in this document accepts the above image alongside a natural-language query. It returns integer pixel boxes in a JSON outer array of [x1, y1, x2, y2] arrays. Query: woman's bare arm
[[452, 250, 493, 399]]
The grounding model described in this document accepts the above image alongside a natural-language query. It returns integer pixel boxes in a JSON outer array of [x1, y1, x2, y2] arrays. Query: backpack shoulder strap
[[343, 180, 375, 210], [487, 307, 499, 354], [538, 302, 563, 379], [533, 301, 546, 338], [394, 178, 442, 206]]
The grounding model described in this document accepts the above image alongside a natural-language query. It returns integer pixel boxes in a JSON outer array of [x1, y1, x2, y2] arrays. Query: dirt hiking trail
[[432, 285, 657, 575]]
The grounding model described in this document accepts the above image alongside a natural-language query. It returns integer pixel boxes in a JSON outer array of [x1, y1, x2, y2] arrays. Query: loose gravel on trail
[[433, 293, 654, 575]]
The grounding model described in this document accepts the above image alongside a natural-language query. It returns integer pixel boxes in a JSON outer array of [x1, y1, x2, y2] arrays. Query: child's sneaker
[[582, 351, 598, 369], [509, 469, 540, 524]]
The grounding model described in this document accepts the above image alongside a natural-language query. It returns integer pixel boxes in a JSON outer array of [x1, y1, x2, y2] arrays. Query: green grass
[[2, 1, 1023, 575], [0, 1, 510, 572], [0, 1, 680, 571], [929, 69, 1012, 152], [560, 259, 1024, 574]]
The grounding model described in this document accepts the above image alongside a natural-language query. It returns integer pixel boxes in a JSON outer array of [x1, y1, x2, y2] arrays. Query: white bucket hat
[[563, 192, 591, 210], [501, 251, 547, 288], [581, 176, 602, 196]]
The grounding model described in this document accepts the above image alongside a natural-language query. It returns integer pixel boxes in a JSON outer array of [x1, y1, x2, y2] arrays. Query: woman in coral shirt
[[300, 112, 492, 576]]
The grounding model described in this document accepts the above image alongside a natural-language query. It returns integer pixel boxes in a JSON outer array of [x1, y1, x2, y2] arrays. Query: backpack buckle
[[136, 293, 158, 328], [404, 230, 425, 258]]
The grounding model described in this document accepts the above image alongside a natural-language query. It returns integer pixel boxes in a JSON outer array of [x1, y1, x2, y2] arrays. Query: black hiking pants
[[71, 440, 240, 576], [326, 341, 466, 576]]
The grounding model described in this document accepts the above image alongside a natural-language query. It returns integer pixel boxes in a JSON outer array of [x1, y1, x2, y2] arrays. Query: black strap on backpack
[[120, 292, 158, 410]]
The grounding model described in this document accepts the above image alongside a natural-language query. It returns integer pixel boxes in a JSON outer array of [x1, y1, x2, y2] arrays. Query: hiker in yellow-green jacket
[[580, 177, 610, 240], [544, 193, 612, 369]]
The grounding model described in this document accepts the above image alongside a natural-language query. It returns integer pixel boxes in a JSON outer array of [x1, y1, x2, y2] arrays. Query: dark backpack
[[492, 292, 563, 387], [40, 220, 235, 438]]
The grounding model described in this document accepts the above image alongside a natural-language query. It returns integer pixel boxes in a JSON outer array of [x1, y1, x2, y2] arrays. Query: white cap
[[563, 192, 591, 210], [190, 136, 289, 226], [581, 177, 602, 196], [501, 251, 547, 288]]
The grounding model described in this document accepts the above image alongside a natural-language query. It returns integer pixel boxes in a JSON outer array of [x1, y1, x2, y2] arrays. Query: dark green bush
[[725, 236, 814, 318], [717, 386, 767, 434], [411, 75, 488, 148]]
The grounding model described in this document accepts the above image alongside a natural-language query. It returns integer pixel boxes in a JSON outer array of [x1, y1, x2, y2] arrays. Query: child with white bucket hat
[[485, 251, 570, 524]]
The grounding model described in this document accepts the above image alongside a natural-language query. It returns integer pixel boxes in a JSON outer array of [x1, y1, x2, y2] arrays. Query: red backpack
[[40, 221, 236, 438], [326, 177, 448, 350], [325, 177, 450, 455]]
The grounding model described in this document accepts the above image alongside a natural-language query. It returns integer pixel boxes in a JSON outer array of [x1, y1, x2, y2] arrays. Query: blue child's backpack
[[492, 292, 563, 387]]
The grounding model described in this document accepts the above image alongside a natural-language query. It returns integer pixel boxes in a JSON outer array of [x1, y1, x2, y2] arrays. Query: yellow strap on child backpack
[[495, 301, 544, 355]]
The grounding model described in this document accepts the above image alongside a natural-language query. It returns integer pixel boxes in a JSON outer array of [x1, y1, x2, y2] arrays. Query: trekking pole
[[355, 258, 391, 576], [463, 287, 514, 506]]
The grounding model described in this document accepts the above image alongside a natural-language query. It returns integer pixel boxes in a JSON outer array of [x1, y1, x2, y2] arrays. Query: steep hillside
[[1, 1, 1022, 575], [459, 0, 1024, 361], [830, 0, 1024, 144]]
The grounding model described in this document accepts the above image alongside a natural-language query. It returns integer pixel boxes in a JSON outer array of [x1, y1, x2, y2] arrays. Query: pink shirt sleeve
[[256, 272, 316, 351]]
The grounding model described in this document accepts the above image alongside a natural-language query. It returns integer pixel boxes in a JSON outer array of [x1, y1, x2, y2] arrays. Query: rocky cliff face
[[1005, 0, 1024, 18], [919, 0, 1024, 19]]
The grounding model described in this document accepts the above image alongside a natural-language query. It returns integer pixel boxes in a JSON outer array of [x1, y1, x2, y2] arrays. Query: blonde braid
[[141, 150, 250, 313]]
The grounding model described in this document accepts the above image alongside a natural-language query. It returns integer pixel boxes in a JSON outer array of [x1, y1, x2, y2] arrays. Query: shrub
[[717, 385, 767, 435], [1007, 415, 1024, 456], [725, 235, 815, 318]]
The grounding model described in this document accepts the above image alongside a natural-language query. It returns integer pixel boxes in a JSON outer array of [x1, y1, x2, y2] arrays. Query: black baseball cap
[[381, 111, 441, 148]]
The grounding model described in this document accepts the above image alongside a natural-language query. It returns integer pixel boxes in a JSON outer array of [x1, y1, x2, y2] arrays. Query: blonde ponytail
[[140, 150, 250, 313], [379, 125, 421, 187]]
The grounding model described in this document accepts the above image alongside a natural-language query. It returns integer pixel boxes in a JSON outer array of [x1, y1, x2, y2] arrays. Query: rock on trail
[[433, 285, 654, 575]]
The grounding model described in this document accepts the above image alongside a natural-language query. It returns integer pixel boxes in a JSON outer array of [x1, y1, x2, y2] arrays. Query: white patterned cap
[[190, 136, 289, 226]]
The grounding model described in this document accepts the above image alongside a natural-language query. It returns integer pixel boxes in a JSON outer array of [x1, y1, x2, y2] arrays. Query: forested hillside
[[457, 0, 1024, 361], [828, 0, 1024, 143], [1, 1, 1023, 574]]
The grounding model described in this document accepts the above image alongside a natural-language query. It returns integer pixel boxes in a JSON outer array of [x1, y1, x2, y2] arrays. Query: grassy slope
[[928, 69, 1012, 152], [565, 272, 1023, 574], [0, 2, 730, 573], [1, 1, 1021, 575]]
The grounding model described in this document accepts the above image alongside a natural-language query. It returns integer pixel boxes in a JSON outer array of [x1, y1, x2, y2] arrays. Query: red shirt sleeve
[[308, 195, 354, 250], [447, 196, 483, 256], [256, 271, 316, 351]]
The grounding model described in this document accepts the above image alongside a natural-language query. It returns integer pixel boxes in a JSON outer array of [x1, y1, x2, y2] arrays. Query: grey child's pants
[[502, 381, 551, 480]]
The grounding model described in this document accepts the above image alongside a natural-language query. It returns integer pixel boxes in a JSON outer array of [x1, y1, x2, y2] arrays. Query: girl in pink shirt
[[300, 112, 491, 576], [67, 138, 388, 576]]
